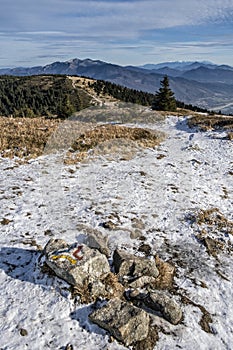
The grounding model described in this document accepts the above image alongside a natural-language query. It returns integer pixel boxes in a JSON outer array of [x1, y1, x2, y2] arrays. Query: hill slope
[[0, 75, 91, 117]]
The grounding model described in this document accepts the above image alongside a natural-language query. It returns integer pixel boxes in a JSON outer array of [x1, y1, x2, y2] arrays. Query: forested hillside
[[0, 75, 91, 118]]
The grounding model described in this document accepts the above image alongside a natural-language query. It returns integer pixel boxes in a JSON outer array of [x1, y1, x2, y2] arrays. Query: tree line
[[90, 78, 211, 114]]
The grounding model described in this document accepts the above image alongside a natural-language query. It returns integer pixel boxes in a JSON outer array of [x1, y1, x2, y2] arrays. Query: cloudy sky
[[1, 0, 233, 67]]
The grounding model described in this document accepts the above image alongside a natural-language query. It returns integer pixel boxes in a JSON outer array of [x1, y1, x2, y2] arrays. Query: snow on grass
[[0, 115, 232, 349]]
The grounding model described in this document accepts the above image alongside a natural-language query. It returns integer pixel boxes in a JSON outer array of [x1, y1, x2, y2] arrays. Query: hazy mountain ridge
[[1, 58, 233, 113]]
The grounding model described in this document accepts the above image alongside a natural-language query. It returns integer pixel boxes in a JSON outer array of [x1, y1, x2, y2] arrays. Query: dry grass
[[189, 208, 233, 258], [0, 116, 61, 159], [64, 124, 165, 164], [0, 116, 165, 163], [194, 208, 233, 234], [187, 114, 233, 131]]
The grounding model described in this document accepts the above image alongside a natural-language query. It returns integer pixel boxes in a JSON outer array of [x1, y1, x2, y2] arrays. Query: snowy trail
[[0, 116, 232, 349]]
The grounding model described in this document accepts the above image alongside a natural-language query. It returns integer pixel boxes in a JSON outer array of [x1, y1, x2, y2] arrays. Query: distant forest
[[90, 80, 211, 114], [0, 74, 211, 118]]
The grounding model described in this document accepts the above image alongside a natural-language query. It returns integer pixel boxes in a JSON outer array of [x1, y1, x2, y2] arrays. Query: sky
[[0, 0, 233, 68]]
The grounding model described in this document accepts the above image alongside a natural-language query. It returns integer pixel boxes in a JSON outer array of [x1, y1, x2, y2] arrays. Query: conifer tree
[[152, 76, 177, 111]]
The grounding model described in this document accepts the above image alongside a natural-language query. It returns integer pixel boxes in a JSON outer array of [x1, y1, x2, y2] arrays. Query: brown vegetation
[[194, 208, 233, 234], [187, 114, 233, 131], [0, 116, 165, 163], [189, 208, 233, 258], [0, 116, 60, 159], [65, 124, 165, 164]]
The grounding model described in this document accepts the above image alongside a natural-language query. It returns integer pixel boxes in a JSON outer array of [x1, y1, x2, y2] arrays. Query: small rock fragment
[[100, 220, 117, 230], [0, 218, 12, 225], [129, 276, 156, 289], [89, 298, 150, 346], [113, 249, 159, 284], [65, 344, 73, 350], [19, 328, 28, 336]]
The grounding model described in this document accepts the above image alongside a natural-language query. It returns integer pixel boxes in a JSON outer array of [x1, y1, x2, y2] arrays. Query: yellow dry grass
[[187, 114, 233, 131], [0, 116, 60, 159], [65, 124, 166, 164]]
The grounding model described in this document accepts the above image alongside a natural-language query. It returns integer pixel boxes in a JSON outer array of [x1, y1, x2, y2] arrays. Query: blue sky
[[0, 0, 233, 67]]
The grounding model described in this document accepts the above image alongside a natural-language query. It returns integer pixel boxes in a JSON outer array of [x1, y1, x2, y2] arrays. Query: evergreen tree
[[152, 76, 177, 111]]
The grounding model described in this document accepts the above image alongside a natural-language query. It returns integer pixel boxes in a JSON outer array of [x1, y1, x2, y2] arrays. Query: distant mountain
[[139, 61, 216, 71], [181, 66, 233, 84], [1, 58, 233, 113]]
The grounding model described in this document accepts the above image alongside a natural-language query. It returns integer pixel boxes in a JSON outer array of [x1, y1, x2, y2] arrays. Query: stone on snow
[[89, 298, 150, 346], [85, 230, 110, 257], [129, 290, 183, 325], [43, 239, 110, 287]]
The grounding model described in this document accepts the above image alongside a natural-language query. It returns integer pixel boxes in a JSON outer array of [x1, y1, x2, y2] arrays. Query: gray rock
[[43, 239, 110, 287], [89, 298, 150, 346], [113, 249, 159, 283], [43, 238, 68, 255], [129, 276, 157, 289], [130, 290, 183, 325], [85, 230, 110, 257]]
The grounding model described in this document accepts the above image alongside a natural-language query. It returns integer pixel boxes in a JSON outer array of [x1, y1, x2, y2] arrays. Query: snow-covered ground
[[0, 115, 232, 349]]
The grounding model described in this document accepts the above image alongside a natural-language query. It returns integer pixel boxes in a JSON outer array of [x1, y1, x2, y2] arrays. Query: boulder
[[129, 290, 183, 325], [113, 249, 159, 284], [89, 298, 150, 346], [43, 239, 110, 287]]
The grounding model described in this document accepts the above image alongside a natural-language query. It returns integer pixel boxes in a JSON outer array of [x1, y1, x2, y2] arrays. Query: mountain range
[[1, 58, 233, 113]]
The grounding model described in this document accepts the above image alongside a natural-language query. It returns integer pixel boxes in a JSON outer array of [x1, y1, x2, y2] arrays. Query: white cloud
[[1, 0, 233, 66]]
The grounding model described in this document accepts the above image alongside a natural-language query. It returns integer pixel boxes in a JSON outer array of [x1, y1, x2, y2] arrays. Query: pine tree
[[152, 76, 177, 111]]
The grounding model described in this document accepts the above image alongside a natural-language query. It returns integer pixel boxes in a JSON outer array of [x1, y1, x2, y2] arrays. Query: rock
[[113, 249, 159, 284], [19, 328, 28, 336], [89, 298, 150, 346], [130, 290, 183, 325], [85, 230, 110, 257], [100, 220, 117, 230], [72, 272, 124, 303], [88, 273, 125, 300], [133, 323, 159, 350], [129, 276, 157, 289], [43, 238, 68, 255], [138, 243, 152, 256], [43, 239, 110, 287], [65, 344, 73, 350]]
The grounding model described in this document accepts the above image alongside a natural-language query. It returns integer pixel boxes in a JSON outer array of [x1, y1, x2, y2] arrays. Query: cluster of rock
[[43, 237, 183, 349]]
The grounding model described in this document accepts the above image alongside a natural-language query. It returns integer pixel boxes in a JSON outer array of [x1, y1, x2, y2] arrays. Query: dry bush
[[189, 208, 233, 257], [194, 208, 233, 234], [0, 116, 60, 159], [188, 114, 233, 131]]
